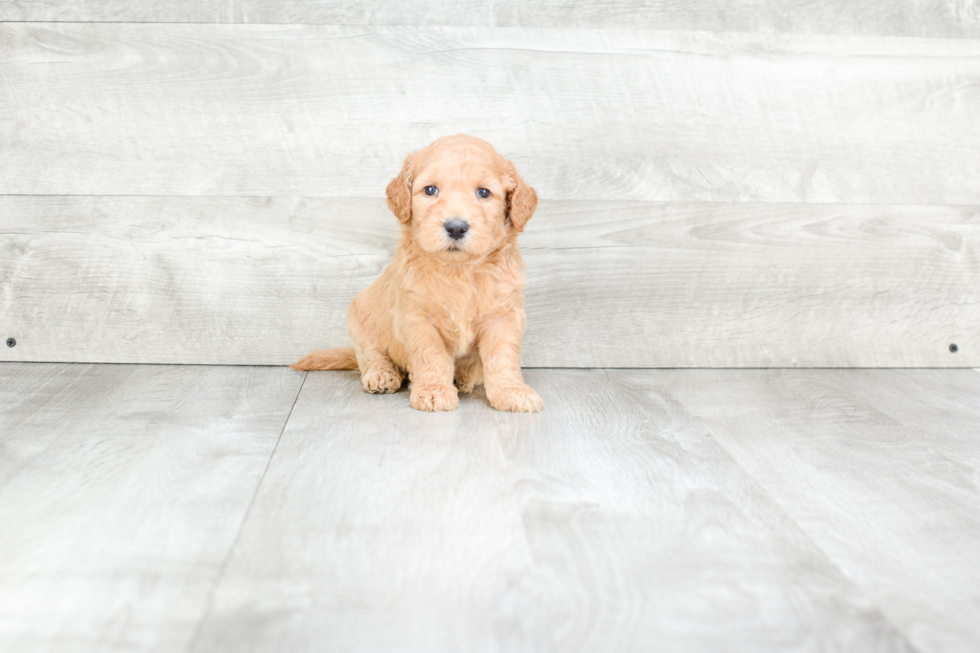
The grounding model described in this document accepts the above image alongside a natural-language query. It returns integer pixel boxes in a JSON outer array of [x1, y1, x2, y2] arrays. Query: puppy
[[291, 134, 543, 413]]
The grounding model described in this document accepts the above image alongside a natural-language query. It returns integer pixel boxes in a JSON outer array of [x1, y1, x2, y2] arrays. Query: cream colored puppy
[[292, 135, 542, 413]]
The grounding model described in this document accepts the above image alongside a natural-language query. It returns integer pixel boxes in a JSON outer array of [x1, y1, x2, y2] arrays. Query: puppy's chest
[[404, 263, 518, 357], [424, 280, 506, 357], [428, 295, 480, 358]]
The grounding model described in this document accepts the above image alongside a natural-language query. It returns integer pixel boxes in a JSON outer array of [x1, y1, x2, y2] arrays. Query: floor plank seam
[[183, 369, 309, 653], [685, 416, 926, 653]]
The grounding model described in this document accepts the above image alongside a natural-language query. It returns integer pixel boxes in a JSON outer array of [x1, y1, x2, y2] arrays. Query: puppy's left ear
[[386, 151, 416, 224], [505, 160, 537, 233]]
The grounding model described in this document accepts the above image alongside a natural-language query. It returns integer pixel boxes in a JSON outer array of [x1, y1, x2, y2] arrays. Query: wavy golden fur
[[292, 134, 542, 412]]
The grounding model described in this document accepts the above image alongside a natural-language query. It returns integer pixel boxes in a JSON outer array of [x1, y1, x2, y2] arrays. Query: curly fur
[[292, 134, 542, 412]]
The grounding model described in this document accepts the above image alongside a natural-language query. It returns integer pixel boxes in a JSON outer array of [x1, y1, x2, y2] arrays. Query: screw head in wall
[[949, 343, 959, 353], [5, 338, 15, 348]]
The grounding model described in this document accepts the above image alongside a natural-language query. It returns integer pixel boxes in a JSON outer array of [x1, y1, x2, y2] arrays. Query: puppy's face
[[386, 135, 537, 262]]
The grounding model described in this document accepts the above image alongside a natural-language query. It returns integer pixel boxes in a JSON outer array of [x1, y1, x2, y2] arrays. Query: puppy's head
[[386, 134, 537, 261]]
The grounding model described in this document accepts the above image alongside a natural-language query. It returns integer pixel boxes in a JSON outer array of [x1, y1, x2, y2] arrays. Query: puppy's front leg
[[403, 317, 459, 412], [478, 313, 543, 413]]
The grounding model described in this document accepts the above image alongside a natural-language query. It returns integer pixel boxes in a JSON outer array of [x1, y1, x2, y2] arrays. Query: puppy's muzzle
[[444, 218, 469, 241]]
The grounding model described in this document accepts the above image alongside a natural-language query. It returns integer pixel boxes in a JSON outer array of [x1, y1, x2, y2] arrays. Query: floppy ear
[[505, 160, 538, 233], [386, 151, 416, 224]]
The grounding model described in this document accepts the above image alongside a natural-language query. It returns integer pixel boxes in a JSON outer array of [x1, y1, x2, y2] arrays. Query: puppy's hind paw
[[410, 383, 459, 412], [454, 378, 476, 394], [488, 384, 543, 413], [362, 368, 403, 394]]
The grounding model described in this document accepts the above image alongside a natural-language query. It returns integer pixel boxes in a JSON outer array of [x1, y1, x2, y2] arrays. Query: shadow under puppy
[[292, 134, 542, 413]]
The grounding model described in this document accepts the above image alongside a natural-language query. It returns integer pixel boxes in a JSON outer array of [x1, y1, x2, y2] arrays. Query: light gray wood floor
[[1, 363, 978, 652]]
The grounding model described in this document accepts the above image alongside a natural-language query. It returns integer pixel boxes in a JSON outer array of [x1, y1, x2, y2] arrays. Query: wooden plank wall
[[1, 4, 977, 367], [3, 1, 979, 37]]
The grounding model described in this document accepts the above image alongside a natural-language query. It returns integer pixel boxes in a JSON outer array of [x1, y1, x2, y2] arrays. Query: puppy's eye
[[423, 185, 438, 196], [477, 188, 490, 199]]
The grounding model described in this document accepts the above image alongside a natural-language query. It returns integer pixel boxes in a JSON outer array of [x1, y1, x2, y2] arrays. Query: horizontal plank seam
[[1, 363, 977, 371], [3, 193, 980, 209], [0, 21, 978, 41]]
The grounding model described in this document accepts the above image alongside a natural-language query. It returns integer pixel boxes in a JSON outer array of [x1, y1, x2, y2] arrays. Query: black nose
[[444, 218, 469, 241]]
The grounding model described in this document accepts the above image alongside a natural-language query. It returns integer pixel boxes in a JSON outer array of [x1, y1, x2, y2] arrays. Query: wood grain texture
[[3, 24, 980, 204], [1, 196, 976, 367], [2, 0, 979, 38], [666, 368, 980, 653], [191, 368, 913, 652], [0, 362, 305, 653]]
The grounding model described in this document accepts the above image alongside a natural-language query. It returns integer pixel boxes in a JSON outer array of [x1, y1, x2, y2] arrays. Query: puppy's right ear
[[386, 152, 416, 224], [504, 160, 538, 233]]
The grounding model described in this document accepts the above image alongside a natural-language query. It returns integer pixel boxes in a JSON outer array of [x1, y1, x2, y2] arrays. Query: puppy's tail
[[290, 347, 358, 371]]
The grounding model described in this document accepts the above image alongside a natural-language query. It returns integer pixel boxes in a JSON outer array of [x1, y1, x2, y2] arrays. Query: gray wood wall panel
[[190, 369, 912, 652], [2, 196, 975, 367], [3, 1, 979, 38], [0, 362, 305, 653], [3, 24, 980, 204], [665, 368, 980, 653]]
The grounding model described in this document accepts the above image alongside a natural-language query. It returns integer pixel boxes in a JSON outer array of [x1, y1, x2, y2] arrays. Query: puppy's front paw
[[487, 384, 543, 413], [410, 383, 459, 412], [362, 368, 403, 394]]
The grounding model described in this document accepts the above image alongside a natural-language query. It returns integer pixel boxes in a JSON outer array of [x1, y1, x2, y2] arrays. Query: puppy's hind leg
[[348, 305, 404, 395], [454, 351, 483, 394], [358, 350, 404, 394]]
